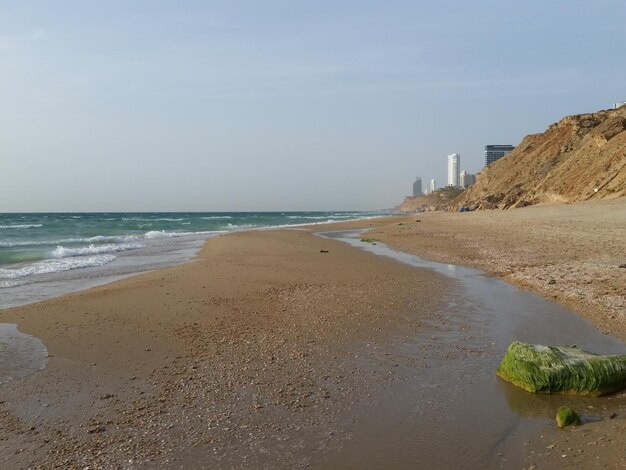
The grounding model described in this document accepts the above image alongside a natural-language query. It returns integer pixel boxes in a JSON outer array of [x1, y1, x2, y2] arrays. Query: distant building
[[460, 170, 476, 188], [614, 102, 626, 109], [484, 145, 514, 167], [412, 177, 422, 197], [428, 179, 436, 194], [447, 153, 460, 187]]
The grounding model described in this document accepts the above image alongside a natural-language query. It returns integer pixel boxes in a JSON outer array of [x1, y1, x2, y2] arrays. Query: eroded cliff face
[[453, 106, 626, 210]]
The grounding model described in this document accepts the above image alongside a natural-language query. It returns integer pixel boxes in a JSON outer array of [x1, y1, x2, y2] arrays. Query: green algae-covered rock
[[497, 341, 626, 396], [556, 406, 582, 428]]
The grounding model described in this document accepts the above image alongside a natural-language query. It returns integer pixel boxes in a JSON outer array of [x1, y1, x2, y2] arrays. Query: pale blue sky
[[2, 1, 625, 211]]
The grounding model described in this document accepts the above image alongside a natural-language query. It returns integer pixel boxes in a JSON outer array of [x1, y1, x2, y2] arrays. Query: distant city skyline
[[2, 2, 626, 211]]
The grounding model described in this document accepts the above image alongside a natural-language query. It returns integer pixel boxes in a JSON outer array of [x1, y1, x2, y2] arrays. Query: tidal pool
[[0, 323, 48, 385]]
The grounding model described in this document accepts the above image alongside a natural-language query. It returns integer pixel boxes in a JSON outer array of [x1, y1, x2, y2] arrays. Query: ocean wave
[[86, 235, 141, 243], [285, 216, 341, 220], [202, 216, 233, 220], [0, 224, 43, 229], [0, 255, 116, 279], [0, 234, 141, 248], [0, 240, 46, 248], [285, 214, 362, 220], [225, 223, 257, 230], [122, 217, 184, 222], [144, 230, 219, 239], [52, 243, 142, 258], [262, 215, 384, 230]]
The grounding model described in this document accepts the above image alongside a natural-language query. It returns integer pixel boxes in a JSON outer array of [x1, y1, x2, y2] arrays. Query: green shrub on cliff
[[497, 341, 626, 396]]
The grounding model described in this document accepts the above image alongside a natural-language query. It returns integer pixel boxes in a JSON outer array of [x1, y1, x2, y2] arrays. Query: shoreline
[[362, 198, 626, 340], [0, 214, 388, 311], [0, 200, 625, 467]]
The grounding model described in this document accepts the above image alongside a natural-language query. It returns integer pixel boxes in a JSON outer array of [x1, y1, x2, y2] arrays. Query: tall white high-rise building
[[412, 177, 422, 196], [428, 179, 436, 194], [447, 154, 460, 187]]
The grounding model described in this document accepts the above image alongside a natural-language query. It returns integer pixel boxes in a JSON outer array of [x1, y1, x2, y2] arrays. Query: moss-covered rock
[[497, 341, 626, 396], [556, 406, 582, 427]]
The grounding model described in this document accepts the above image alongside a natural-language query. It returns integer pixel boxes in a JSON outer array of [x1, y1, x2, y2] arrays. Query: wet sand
[[0, 199, 625, 468], [0, 229, 452, 468], [363, 198, 626, 468]]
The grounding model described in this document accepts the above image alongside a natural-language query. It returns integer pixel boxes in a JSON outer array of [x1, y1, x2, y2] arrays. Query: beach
[[0, 200, 625, 468], [371, 198, 626, 337], [0, 228, 453, 468]]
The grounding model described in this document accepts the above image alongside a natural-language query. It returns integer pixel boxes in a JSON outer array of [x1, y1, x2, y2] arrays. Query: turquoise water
[[0, 211, 383, 308]]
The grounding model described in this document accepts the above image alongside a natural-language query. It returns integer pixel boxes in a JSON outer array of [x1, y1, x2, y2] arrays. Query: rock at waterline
[[497, 341, 626, 396], [556, 406, 582, 428]]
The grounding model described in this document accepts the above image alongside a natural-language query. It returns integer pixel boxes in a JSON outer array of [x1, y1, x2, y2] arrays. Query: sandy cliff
[[452, 106, 626, 210], [398, 106, 626, 213]]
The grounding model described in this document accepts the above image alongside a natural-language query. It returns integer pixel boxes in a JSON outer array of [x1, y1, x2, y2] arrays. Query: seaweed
[[556, 406, 582, 427], [496, 341, 626, 396]]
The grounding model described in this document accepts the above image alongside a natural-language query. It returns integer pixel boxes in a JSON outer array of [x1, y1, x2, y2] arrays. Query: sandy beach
[[1, 199, 625, 468], [0, 228, 452, 468]]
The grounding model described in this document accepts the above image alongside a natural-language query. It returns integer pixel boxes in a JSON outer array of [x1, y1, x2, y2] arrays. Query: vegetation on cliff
[[397, 187, 464, 212]]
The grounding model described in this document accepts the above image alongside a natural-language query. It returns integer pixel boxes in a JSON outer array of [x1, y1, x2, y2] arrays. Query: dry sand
[[0, 198, 625, 468]]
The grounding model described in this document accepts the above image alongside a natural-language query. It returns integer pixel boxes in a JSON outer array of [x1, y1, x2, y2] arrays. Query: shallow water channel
[[317, 230, 626, 469], [0, 323, 47, 385]]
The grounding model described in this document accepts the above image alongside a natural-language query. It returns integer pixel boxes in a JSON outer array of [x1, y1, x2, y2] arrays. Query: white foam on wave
[[0, 234, 141, 248], [0, 255, 116, 279], [122, 217, 183, 222], [261, 215, 385, 230], [52, 243, 143, 258], [202, 216, 233, 220], [0, 224, 43, 229], [225, 223, 257, 230], [86, 235, 141, 243], [144, 230, 220, 239], [0, 240, 44, 248], [285, 214, 364, 220]]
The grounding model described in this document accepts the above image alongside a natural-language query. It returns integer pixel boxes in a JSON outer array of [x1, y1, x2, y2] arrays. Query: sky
[[2, 1, 625, 211]]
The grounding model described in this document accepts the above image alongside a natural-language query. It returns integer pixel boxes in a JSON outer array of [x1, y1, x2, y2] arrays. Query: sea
[[0, 211, 384, 309]]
